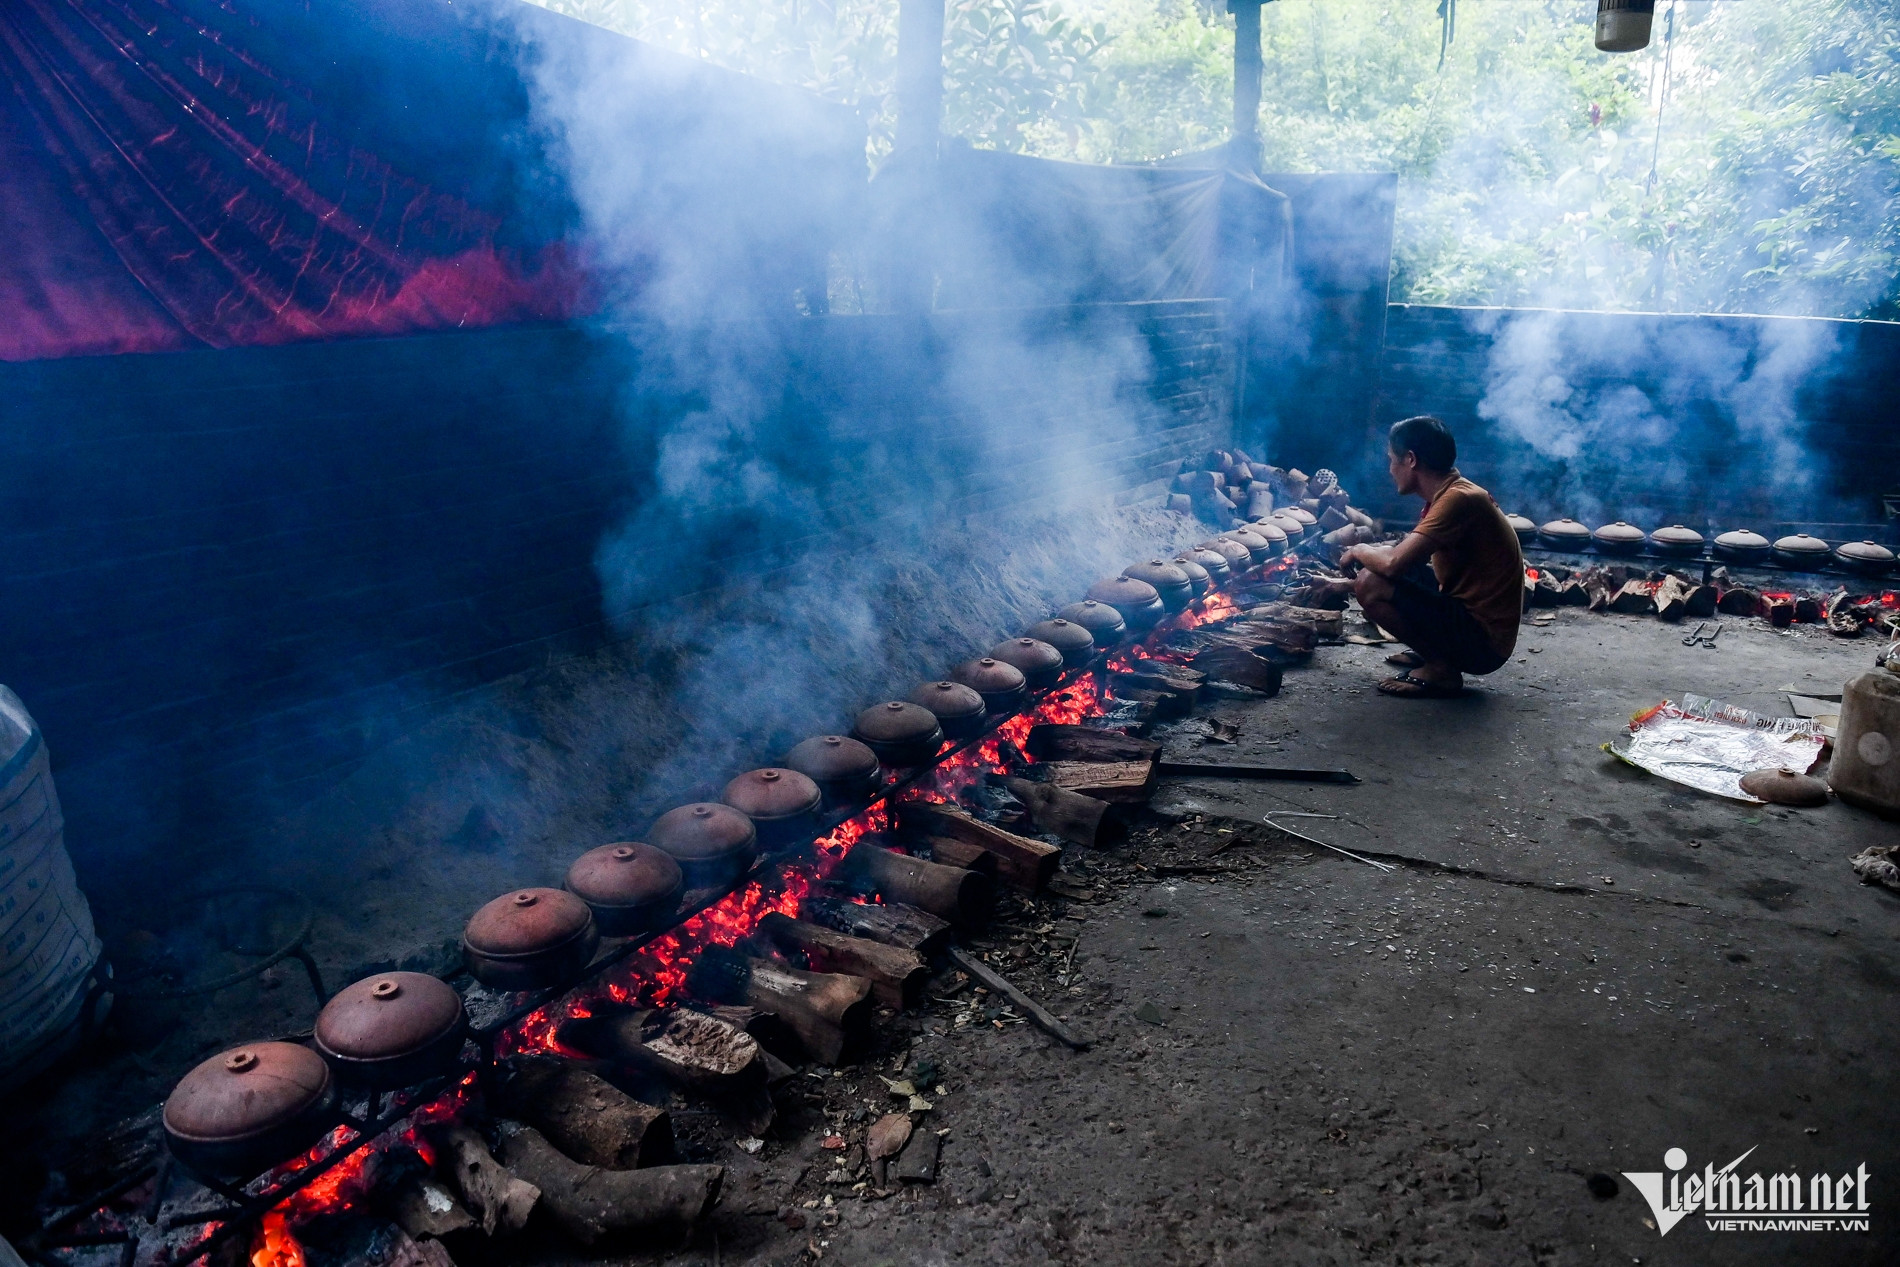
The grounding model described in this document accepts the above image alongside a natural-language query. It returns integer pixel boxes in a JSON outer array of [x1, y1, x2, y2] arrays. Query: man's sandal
[[1377, 671, 1463, 699]]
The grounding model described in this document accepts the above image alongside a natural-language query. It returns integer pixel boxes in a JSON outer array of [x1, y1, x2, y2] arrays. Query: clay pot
[[1198, 538, 1253, 572], [908, 680, 988, 739], [1266, 513, 1306, 545], [782, 735, 882, 808], [1504, 513, 1537, 546], [1054, 599, 1127, 644], [1179, 546, 1231, 586], [1122, 560, 1193, 612], [1281, 506, 1318, 531], [1738, 767, 1829, 807], [1023, 618, 1096, 668], [1835, 540, 1895, 576], [565, 842, 685, 935], [1085, 577, 1165, 633], [1222, 528, 1274, 566], [1647, 525, 1705, 558], [1772, 533, 1832, 568], [1247, 519, 1289, 555], [852, 701, 945, 768], [951, 657, 1029, 714], [1539, 518, 1592, 549], [463, 887, 601, 991], [648, 804, 760, 887], [1713, 529, 1771, 564], [1592, 521, 1647, 555], [315, 972, 468, 1090], [987, 637, 1066, 689], [722, 768, 824, 850], [164, 1042, 336, 1179], [1170, 555, 1212, 596]]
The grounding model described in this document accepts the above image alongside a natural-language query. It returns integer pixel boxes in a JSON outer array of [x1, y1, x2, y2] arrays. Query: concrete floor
[[670, 609, 1900, 1266]]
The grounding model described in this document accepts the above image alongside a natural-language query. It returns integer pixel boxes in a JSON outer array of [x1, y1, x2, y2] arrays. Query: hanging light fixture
[[1595, 0, 1655, 52]]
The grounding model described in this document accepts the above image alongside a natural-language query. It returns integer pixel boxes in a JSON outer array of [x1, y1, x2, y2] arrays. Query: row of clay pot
[[1516, 516, 1895, 573]]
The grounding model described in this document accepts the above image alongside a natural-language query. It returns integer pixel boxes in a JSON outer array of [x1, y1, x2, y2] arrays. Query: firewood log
[[686, 947, 874, 1064], [495, 1061, 676, 1169], [1652, 576, 1691, 621], [1609, 580, 1655, 614], [1025, 724, 1159, 763], [927, 835, 997, 874], [894, 804, 1062, 892], [799, 896, 951, 954], [1188, 645, 1284, 695], [757, 912, 928, 1007], [497, 1125, 721, 1245], [1028, 759, 1157, 805], [1765, 596, 1795, 627], [1001, 777, 1122, 847], [555, 1006, 775, 1134], [839, 840, 993, 926], [1717, 586, 1760, 616], [425, 1123, 540, 1236]]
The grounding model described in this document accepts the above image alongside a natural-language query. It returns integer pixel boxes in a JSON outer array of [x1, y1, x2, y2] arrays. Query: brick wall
[[0, 300, 1228, 878]]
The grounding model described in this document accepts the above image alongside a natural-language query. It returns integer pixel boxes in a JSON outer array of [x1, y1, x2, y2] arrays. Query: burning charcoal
[[895, 803, 1062, 892], [496, 1125, 722, 1245], [495, 1061, 677, 1169]]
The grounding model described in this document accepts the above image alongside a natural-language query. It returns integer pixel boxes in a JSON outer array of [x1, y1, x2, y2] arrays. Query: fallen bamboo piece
[[896, 803, 1062, 892], [497, 1125, 721, 1245], [757, 912, 928, 1008], [425, 1122, 539, 1236], [948, 947, 1088, 1050]]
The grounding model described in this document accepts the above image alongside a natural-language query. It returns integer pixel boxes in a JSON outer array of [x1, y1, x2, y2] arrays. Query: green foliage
[[529, 0, 1900, 317]]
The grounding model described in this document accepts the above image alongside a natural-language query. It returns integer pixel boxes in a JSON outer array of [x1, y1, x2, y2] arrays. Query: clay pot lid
[[315, 972, 465, 1064], [1592, 521, 1647, 545], [1540, 518, 1592, 540], [1738, 767, 1829, 807], [908, 680, 987, 720], [853, 700, 944, 743], [1199, 538, 1254, 565], [1773, 533, 1830, 554], [1247, 519, 1288, 543], [1715, 529, 1770, 549], [648, 803, 758, 862], [1504, 513, 1536, 534], [722, 768, 823, 821], [1266, 513, 1305, 538], [1169, 555, 1210, 584], [1281, 507, 1318, 527], [783, 734, 879, 782], [1085, 576, 1161, 609], [465, 887, 595, 958], [1180, 546, 1231, 572], [1054, 600, 1126, 636], [1024, 618, 1095, 655], [1223, 527, 1268, 549], [1122, 560, 1190, 589], [1649, 524, 1704, 547], [566, 842, 683, 909], [164, 1042, 331, 1144], [987, 637, 1065, 677], [1837, 540, 1895, 563], [951, 657, 1028, 695]]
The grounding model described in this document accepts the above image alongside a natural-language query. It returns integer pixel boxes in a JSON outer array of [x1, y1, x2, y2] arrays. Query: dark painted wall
[[0, 301, 1229, 885]]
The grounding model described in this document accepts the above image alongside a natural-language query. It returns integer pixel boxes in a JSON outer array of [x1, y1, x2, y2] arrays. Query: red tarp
[[0, 0, 864, 361]]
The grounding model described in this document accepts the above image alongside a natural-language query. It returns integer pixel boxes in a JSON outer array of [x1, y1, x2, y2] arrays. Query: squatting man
[[1338, 416, 1523, 698]]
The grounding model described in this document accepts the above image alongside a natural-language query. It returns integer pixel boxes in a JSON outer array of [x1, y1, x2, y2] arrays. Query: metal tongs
[[1682, 621, 1722, 648]]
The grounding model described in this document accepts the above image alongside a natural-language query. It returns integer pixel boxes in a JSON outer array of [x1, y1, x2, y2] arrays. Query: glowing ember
[[250, 1213, 304, 1267]]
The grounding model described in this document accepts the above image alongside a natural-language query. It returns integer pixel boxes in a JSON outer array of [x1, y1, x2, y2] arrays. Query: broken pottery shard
[[866, 1113, 913, 1161], [893, 1128, 941, 1183]]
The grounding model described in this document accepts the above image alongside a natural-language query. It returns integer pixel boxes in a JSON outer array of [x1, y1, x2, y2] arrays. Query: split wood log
[[839, 840, 993, 927], [497, 1125, 722, 1245], [928, 835, 998, 874], [1188, 645, 1284, 696], [1608, 580, 1656, 614], [1652, 576, 1691, 622], [1121, 659, 1205, 693], [1241, 603, 1344, 636], [1002, 777, 1122, 847], [1683, 584, 1718, 617], [1025, 724, 1159, 763], [1765, 596, 1795, 628], [895, 804, 1062, 892], [799, 896, 952, 955], [1028, 760, 1156, 805], [758, 912, 927, 1008], [1794, 595, 1822, 624], [424, 1123, 540, 1236], [556, 1007, 774, 1134], [1107, 673, 1192, 718], [495, 1061, 676, 1169], [1717, 586, 1761, 616], [946, 946, 1088, 1050], [686, 947, 874, 1065]]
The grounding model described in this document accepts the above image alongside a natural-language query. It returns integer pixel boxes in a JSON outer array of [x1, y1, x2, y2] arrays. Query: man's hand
[[1347, 532, 1436, 581]]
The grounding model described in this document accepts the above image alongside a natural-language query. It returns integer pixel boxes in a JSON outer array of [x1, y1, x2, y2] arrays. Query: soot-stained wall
[[0, 299, 1229, 891]]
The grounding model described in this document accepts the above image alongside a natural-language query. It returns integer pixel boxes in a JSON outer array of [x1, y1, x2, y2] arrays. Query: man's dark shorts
[[1388, 575, 1509, 675]]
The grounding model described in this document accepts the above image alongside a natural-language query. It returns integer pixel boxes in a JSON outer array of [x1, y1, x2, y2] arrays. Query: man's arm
[[1341, 531, 1437, 580]]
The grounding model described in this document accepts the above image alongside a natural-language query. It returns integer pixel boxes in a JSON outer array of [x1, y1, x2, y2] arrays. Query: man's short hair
[[1388, 415, 1456, 473]]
